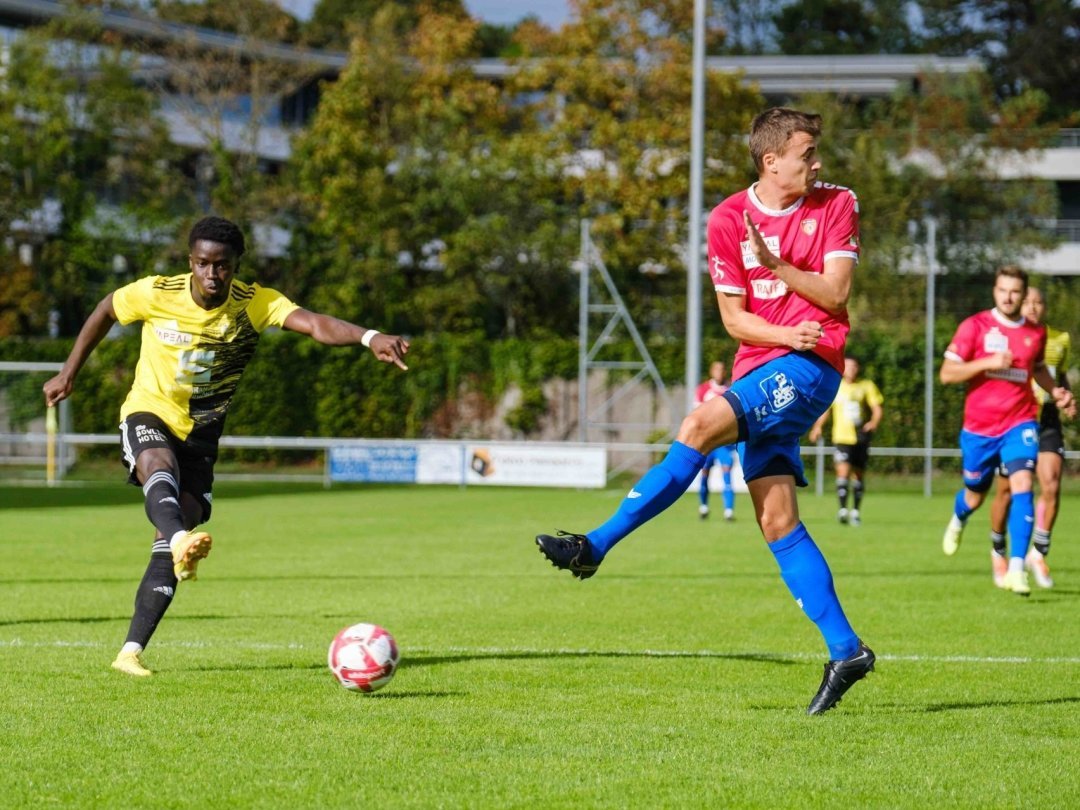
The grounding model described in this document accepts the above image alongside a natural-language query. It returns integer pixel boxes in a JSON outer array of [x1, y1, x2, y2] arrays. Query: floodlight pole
[[924, 218, 937, 498], [685, 0, 706, 413]]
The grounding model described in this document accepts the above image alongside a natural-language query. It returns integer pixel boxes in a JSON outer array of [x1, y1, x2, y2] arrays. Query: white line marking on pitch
[[3, 639, 1080, 665]]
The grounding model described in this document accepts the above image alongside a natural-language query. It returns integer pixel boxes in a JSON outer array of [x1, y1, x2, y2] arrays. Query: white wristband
[[361, 329, 381, 348]]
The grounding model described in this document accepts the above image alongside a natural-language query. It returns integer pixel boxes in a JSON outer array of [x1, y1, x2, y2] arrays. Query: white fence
[[4, 429, 1079, 494]]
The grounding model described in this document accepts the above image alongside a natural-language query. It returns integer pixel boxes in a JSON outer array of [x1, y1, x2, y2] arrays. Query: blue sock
[[699, 465, 710, 506], [1007, 491, 1035, 560], [953, 489, 975, 522], [588, 441, 706, 559], [721, 469, 734, 511], [769, 523, 859, 660]]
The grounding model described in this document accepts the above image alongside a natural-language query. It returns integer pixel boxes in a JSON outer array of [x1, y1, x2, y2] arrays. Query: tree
[[510, 0, 763, 339], [0, 26, 188, 336], [291, 5, 576, 338], [916, 0, 1080, 122], [773, 0, 919, 55], [303, 0, 467, 48]]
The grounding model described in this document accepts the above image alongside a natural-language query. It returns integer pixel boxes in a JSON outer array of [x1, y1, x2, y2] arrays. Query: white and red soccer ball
[[327, 623, 400, 692]]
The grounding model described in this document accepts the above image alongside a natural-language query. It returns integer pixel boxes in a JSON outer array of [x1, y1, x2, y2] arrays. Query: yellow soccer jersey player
[[829, 376, 884, 446], [43, 216, 410, 679], [112, 274, 299, 450]]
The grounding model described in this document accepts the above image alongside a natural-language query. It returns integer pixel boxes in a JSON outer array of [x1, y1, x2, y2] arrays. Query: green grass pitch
[[2, 481, 1078, 807]]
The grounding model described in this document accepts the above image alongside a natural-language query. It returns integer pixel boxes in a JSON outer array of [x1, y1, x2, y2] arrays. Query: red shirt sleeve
[[822, 188, 860, 265], [945, 316, 977, 362], [707, 204, 746, 295]]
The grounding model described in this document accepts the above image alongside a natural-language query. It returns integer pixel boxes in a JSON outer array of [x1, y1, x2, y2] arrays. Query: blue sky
[[275, 1, 570, 28]]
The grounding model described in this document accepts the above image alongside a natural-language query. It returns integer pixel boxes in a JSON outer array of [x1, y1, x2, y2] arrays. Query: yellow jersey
[[1034, 324, 1070, 405], [828, 378, 884, 445], [112, 274, 299, 450]]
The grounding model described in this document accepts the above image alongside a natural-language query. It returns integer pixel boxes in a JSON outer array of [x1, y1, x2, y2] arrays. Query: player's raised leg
[[536, 396, 736, 577]]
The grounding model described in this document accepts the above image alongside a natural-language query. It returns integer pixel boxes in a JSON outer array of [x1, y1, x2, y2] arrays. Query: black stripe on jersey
[[188, 309, 260, 436], [229, 282, 256, 302], [153, 277, 187, 290]]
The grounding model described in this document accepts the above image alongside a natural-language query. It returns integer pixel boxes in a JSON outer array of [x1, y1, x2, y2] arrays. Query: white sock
[[168, 529, 188, 551], [1008, 557, 1025, 574], [121, 642, 143, 655]]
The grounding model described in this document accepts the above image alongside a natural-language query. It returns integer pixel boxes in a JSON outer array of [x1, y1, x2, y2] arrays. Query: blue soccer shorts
[[959, 421, 1039, 492], [721, 352, 841, 487]]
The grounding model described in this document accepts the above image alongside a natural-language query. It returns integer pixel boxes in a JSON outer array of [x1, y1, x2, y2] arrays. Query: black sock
[[989, 530, 1007, 557], [124, 553, 178, 648], [853, 480, 864, 510], [143, 470, 186, 540], [836, 477, 849, 509]]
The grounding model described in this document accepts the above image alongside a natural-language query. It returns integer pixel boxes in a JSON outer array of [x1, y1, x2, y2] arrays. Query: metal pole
[[924, 218, 937, 498], [579, 219, 591, 443], [684, 0, 706, 414]]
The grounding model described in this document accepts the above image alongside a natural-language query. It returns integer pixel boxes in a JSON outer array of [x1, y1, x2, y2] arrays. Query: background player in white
[[808, 355, 884, 526], [536, 108, 875, 714], [694, 360, 737, 521], [43, 216, 409, 676], [939, 267, 1073, 595], [987, 286, 1073, 588]]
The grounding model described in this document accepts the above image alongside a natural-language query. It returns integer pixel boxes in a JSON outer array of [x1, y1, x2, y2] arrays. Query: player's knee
[[136, 448, 178, 482], [677, 409, 714, 450], [757, 511, 798, 541]]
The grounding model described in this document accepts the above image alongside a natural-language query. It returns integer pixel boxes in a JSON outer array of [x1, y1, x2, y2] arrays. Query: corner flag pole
[[46, 404, 57, 487]]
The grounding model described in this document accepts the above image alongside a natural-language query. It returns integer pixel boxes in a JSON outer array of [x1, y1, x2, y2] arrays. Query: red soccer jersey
[[944, 309, 1047, 436], [694, 379, 729, 407], [707, 182, 860, 380]]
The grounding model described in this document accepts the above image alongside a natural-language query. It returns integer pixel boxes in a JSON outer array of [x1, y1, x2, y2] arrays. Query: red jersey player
[[536, 107, 874, 715], [939, 266, 1074, 595]]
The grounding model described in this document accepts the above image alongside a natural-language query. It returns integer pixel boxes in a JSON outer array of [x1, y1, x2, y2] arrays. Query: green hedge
[[2, 326, 1064, 471]]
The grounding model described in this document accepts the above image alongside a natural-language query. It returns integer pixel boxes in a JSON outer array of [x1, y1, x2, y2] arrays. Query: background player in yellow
[[988, 286, 1073, 589], [42, 216, 410, 677], [809, 356, 883, 526]]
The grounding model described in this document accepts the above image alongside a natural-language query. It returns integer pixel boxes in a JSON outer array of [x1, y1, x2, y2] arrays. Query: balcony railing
[[1054, 129, 1080, 148]]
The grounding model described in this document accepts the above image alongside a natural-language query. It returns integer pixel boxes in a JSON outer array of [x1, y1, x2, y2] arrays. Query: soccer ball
[[327, 623, 400, 692]]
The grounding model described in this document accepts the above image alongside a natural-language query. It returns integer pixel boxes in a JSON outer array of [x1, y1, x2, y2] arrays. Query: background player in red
[[986, 286, 1074, 588], [536, 107, 874, 714], [694, 360, 737, 520], [939, 266, 1073, 595]]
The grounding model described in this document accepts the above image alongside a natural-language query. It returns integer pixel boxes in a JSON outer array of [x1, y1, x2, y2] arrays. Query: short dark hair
[[189, 216, 245, 257], [749, 107, 823, 173], [996, 264, 1028, 292]]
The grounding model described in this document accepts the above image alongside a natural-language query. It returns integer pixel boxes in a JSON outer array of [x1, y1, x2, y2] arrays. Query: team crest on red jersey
[[801, 218, 817, 236]]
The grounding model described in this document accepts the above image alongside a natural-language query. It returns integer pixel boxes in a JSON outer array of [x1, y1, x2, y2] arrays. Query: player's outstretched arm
[[283, 308, 409, 370], [43, 294, 118, 407], [808, 409, 829, 443], [742, 212, 854, 314]]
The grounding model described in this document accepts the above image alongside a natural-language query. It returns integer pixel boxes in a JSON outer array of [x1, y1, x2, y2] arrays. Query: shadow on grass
[[920, 695, 1080, 712], [0, 613, 232, 627], [400, 650, 799, 669]]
